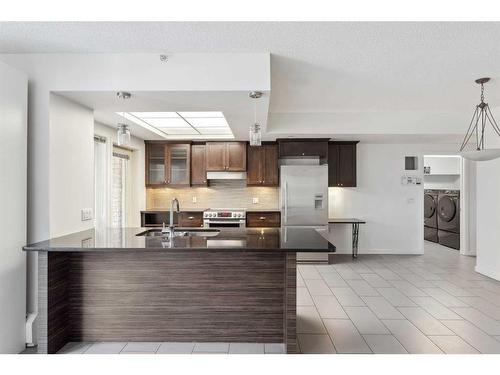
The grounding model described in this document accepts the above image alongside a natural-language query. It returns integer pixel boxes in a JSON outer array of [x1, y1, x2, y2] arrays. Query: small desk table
[[328, 218, 366, 258]]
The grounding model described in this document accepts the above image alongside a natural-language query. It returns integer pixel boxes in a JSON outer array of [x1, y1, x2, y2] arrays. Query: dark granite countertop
[[23, 227, 336, 253], [328, 218, 366, 224], [142, 208, 281, 213], [141, 209, 208, 213], [245, 209, 281, 212]]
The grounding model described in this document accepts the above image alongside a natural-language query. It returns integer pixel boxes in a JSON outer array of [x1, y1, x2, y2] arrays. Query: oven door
[[204, 219, 246, 228]]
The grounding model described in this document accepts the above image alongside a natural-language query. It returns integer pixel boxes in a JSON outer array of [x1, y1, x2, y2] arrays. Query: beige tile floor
[[45, 241, 500, 354], [297, 241, 500, 354]]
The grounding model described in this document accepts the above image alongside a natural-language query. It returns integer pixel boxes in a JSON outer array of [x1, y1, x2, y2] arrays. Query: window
[[111, 148, 130, 228]]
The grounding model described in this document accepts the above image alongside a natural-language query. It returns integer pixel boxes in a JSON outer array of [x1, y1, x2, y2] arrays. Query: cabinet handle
[[259, 217, 266, 220], [188, 216, 194, 220]]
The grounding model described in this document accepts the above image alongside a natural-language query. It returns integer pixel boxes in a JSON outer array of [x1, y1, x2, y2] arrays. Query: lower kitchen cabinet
[[178, 212, 204, 227], [246, 230, 280, 248], [141, 211, 176, 227], [246, 211, 281, 227]]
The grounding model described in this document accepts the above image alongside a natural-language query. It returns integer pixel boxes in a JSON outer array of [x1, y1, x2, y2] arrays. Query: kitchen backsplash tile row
[[146, 180, 279, 210]]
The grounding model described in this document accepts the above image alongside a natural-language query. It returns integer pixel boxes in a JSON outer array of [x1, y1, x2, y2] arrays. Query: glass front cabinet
[[146, 142, 191, 187]]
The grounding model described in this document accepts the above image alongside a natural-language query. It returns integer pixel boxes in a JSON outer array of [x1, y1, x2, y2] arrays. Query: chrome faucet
[[163, 198, 180, 239]]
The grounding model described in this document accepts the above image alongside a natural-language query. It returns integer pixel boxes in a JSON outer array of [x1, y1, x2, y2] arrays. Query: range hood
[[206, 171, 247, 180]]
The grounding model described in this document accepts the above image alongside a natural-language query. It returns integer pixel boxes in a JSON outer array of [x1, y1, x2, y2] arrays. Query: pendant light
[[249, 91, 263, 146], [459, 78, 500, 161], [116, 92, 131, 147]]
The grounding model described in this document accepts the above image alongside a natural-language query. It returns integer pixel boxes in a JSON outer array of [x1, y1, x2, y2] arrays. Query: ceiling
[[58, 90, 270, 141], [4, 22, 500, 143]]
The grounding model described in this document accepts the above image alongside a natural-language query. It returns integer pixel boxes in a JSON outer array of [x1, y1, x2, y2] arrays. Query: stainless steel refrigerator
[[280, 164, 330, 262]]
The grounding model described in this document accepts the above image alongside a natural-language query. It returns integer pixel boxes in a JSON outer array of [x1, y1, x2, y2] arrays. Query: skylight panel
[[117, 111, 234, 139], [130, 112, 179, 118], [178, 111, 224, 118], [187, 117, 229, 127], [144, 118, 190, 128]]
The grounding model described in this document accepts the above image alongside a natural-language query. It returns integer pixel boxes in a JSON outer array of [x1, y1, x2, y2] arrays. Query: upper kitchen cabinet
[[145, 142, 191, 187], [247, 143, 279, 186], [145, 143, 166, 186], [328, 141, 358, 187], [206, 141, 246, 171], [190, 144, 207, 186], [277, 138, 329, 161], [166, 143, 191, 186]]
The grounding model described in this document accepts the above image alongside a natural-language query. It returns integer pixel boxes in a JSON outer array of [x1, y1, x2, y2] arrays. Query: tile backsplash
[[146, 180, 279, 210]]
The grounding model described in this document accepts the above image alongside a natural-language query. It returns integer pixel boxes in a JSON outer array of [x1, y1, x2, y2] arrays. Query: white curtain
[[111, 149, 130, 228], [94, 137, 108, 229]]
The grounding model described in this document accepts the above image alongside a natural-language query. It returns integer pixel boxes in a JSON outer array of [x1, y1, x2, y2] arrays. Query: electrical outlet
[[192, 196, 197, 203], [252, 197, 259, 204], [81, 208, 93, 221]]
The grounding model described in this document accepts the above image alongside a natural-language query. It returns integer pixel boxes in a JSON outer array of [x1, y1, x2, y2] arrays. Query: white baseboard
[[333, 249, 424, 255], [475, 264, 500, 281]]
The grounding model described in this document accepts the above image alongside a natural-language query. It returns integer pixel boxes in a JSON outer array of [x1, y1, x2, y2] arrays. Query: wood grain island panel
[[37, 250, 298, 354]]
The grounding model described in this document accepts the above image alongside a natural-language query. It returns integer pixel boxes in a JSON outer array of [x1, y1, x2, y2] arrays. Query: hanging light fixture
[[249, 91, 263, 146], [116, 92, 131, 147], [459, 78, 500, 161]]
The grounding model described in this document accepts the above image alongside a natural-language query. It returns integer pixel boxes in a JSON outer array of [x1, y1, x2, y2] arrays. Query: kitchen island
[[24, 227, 335, 354]]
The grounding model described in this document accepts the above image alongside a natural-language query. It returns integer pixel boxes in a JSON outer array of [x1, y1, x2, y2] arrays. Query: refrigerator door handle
[[284, 181, 288, 224]]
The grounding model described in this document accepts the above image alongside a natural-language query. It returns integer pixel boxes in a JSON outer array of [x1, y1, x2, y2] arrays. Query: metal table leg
[[352, 223, 360, 259]]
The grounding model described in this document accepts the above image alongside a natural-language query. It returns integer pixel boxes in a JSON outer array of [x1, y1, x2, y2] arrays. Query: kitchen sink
[[137, 228, 220, 238]]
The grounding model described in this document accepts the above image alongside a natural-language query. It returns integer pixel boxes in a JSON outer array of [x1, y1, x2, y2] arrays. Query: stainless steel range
[[203, 209, 246, 228]]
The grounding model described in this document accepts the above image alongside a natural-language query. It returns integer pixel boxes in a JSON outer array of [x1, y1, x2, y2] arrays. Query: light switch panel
[[252, 197, 259, 204], [192, 196, 197, 203], [81, 208, 93, 221]]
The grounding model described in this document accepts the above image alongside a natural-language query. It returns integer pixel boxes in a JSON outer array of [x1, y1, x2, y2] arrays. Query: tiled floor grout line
[[299, 267, 338, 353], [320, 266, 374, 353], [302, 242, 500, 354]]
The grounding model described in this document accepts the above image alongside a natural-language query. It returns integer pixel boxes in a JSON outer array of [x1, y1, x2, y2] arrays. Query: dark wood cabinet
[[277, 138, 329, 160], [141, 211, 177, 227], [246, 230, 280, 248], [246, 211, 281, 227], [178, 212, 204, 227], [191, 144, 207, 186], [226, 142, 247, 171], [166, 144, 191, 186], [205, 142, 226, 171], [206, 142, 246, 171], [145, 143, 167, 186], [145, 142, 191, 187], [247, 143, 279, 186], [328, 141, 358, 187]]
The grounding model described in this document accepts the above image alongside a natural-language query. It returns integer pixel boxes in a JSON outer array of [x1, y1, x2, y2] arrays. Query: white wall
[[0, 61, 27, 353], [423, 155, 461, 190], [328, 143, 468, 255], [475, 130, 500, 280], [94, 122, 145, 227], [0, 53, 269, 338], [0, 52, 269, 243], [49, 94, 95, 238]]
